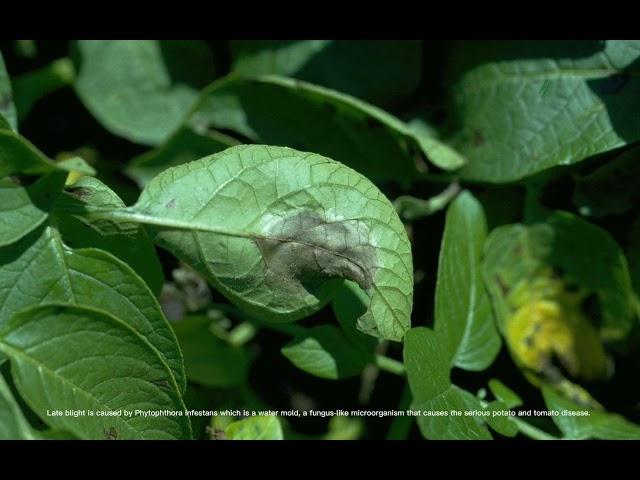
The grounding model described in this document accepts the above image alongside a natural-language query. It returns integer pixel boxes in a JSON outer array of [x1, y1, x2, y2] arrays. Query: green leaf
[[54, 176, 164, 294], [72, 40, 217, 145], [0, 371, 36, 439], [172, 315, 252, 388], [0, 225, 186, 393], [546, 212, 635, 340], [572, 146, 640, 218], [180, 75, 463, 181], [231, 40, 422, 108], [0, 128, 95, 178], [542, 386, 640, 439], [434, 191, 501, 371], [404, 327, 492, 439], [12, 57, 75, 123], [627, 216, 640, 302], [0, 172, 66, 247], [331, 280, 377, 353], [225, 415, 283, 440], [488, 379, 523, 409], [0, 51, 16, 131], [125, 127, 239, 188], [281, 325, 373, 379], [449, 40, 640, 182], [0, 303, 192, 440], [81, 145, 414, 342]]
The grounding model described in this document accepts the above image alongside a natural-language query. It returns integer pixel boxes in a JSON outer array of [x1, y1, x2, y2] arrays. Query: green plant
[[1, 40, 639, 440]]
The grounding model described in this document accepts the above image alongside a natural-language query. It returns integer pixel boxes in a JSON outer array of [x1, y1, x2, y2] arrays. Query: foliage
[[1, 40, 639, 440]]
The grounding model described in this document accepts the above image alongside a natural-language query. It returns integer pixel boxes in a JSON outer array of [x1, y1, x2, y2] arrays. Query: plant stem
[[386, 384, 414, 440], [511, 417, 557, 440], [374, 354, 406, 376]]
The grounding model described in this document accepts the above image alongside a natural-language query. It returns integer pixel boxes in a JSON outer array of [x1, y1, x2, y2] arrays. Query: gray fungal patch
[[255, 210, 378, 298]]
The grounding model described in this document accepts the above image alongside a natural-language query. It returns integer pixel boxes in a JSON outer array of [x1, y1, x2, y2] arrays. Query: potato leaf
[[0, 225, 186, 393], [0, 371, 36, 440], [72, 40, 217, 145], [172, 315, 252, 388], [0, 128, 94, 178], [434, 191, 501, 371], [0, 51, 16, 131], [542, 386, 640, 439], [231, 40, 422, 108], [281, 325, 373, 379], [180, 75, 464, 181], [0, 172, 66, 247], [404, 327, 492, 440], [0, 304, 192, 440], [225, 415, 283, 440], [81, 145, 413, 342], [449, 40, 640, 182]]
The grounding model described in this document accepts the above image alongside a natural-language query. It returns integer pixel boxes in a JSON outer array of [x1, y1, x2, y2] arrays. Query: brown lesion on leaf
[[165, 198, 176, 209], [254, 210, 378, 299], [0, 92, 13, 112], [103, 427, 118, 440]]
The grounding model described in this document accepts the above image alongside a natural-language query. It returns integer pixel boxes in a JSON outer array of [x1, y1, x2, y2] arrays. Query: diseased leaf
[[225, 415, 283, 440], [0, 225, 186, 393], [434, 191, 501, 371], [72, 40, 217, 145], [0, 172, 66, 247], [231, 40, 422, 108], [80, 145, 413, 342], [404, 327, 492, 440], [0, 128, 95, 178], [0, 304, 192, 440], [179, 75, 464, 181], [54, 176, 164, 294], [172, 315, 252, 388], [281, 325, 372, 379], [0, 371, 36, 440], [448, 40, 640, 182], [125, 127, 238, 188], [483, 212, 636, 342], [542, 385, 640, 439], [0, 51, 16, 131]]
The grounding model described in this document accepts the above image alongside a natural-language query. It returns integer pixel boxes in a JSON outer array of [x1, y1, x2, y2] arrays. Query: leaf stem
[[374, 354, 406, 376], [386, 384, 414, 440]]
